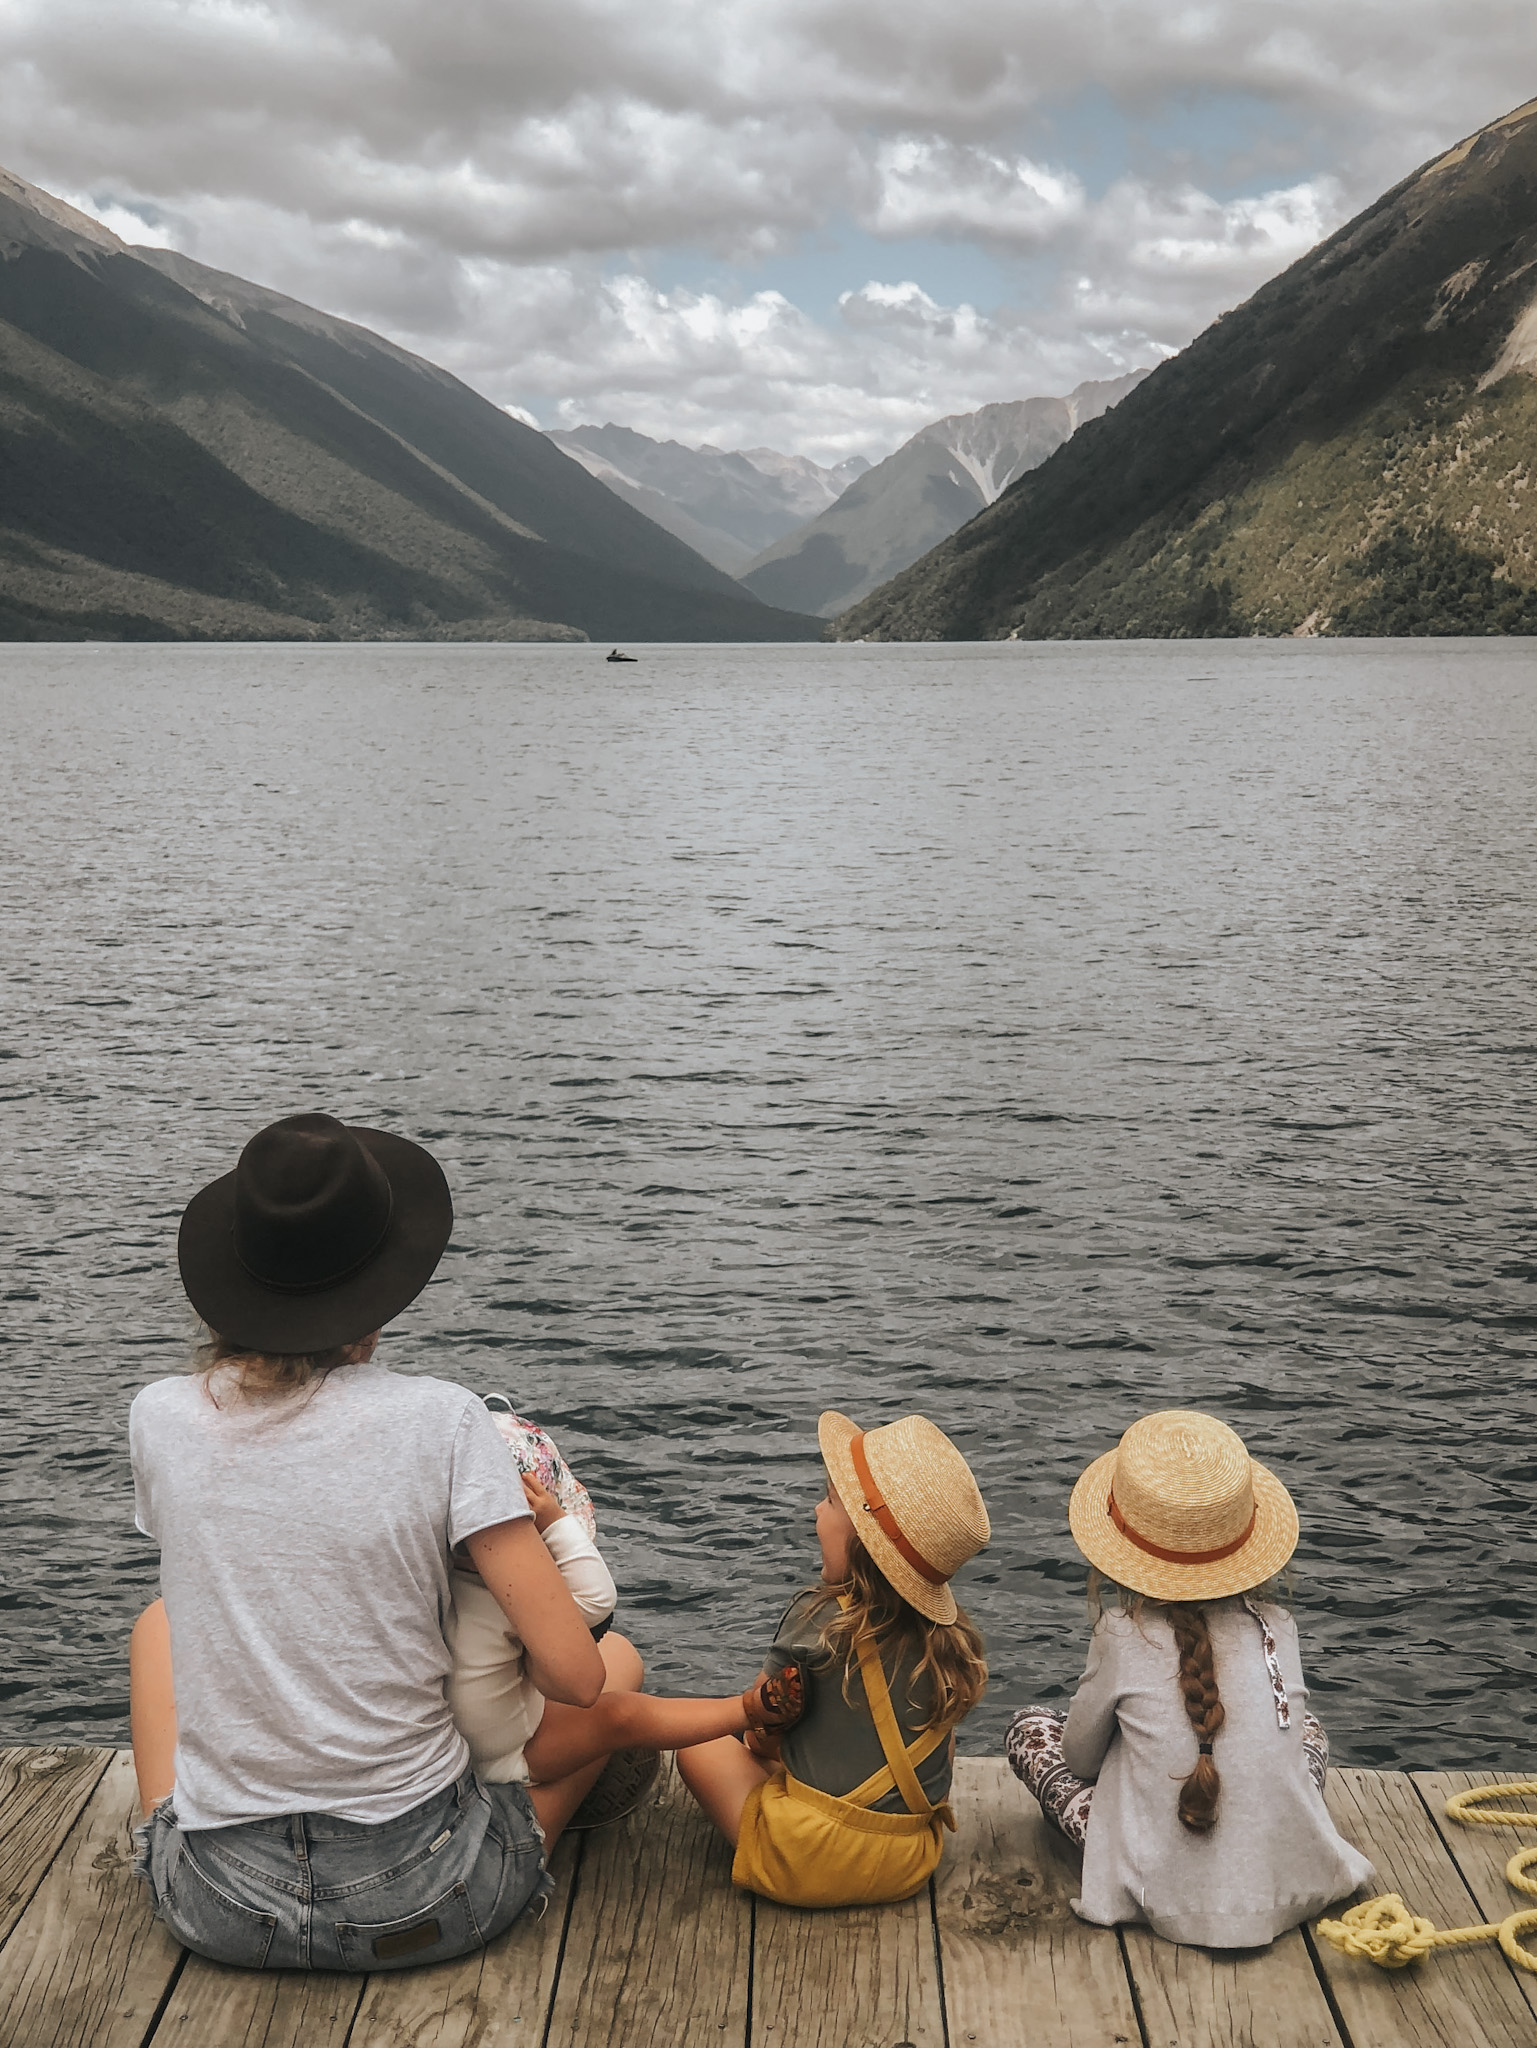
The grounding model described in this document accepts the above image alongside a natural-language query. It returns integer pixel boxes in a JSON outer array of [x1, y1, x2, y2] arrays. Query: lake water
[[2, 637, 1534, 1768]]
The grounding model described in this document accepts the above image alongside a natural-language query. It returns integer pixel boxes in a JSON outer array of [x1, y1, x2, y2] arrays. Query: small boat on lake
[[606, 648, 637, 663]]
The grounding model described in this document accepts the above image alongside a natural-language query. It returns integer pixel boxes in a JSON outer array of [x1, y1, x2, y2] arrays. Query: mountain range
[[738, 374, 1149, 617], [546, 424, 867, 575], [0, 168, 820, 642], [838, 96, 1537, 641]]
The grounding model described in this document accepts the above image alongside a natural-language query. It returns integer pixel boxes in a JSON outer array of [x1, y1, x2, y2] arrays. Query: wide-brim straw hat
[[819, 1410, 990, 1625], [1068, 1409, 1298, 1603], [179, 1113, 452, 1353]]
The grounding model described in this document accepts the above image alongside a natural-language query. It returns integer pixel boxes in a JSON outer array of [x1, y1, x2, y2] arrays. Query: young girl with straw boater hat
[[679, 1410, 991, 1908], [129, 1113, 805, 1972], [1005, 1409, 1374, 1949]]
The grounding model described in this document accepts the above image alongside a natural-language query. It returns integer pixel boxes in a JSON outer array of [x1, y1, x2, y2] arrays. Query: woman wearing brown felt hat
[[129, 1114, 805, 1973]]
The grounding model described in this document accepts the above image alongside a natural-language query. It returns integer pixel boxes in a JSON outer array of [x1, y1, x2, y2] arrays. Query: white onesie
[[446, 1517, 617, 1782]]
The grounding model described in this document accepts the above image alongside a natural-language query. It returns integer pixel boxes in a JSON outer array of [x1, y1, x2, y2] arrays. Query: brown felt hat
[[1068, 1409, 1298, 1603], [819, 1410, 990, 1625], [177, 1114, 452, 1353]]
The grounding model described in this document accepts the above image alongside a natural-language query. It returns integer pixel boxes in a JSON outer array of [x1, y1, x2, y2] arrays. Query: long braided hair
[[1164, 1603, 1224, 1833]]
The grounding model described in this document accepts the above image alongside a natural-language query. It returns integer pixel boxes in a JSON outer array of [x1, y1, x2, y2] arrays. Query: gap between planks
[[7, 1753, 1537, 2048]]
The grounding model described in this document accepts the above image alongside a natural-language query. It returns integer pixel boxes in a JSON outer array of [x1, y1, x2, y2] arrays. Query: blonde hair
[[810, 1537, 987, 1735], [1086, 1568, 1290, 1620], [195, 1327, 371, 1405]]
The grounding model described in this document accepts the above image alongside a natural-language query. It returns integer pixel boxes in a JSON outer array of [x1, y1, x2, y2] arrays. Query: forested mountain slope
[[837, 98, 1537, 641], [742, 374, 1145, 617], [0, 170, 819, 641]]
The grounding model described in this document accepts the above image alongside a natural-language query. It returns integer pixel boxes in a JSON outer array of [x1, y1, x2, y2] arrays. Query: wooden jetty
[[1, 1747, 1534, 2046]]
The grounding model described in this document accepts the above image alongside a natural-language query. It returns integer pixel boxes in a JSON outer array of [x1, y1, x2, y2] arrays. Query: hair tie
[[1198, 1740, 1214, 1755]]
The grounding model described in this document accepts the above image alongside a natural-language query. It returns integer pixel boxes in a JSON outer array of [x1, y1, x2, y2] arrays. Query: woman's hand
[[521, 1471, 567, 1532]]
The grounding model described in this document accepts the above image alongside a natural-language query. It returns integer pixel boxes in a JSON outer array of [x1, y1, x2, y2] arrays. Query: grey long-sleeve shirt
[[1062, 1598, 1374, 1948]]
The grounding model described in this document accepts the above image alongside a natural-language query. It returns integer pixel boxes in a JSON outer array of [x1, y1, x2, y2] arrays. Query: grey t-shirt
[[771, 1588, 956, 1815], [130, 1361, 529, 1830]]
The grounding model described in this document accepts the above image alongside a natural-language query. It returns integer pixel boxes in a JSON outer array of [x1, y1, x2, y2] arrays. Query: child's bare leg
[[676, 1737, 769, 1847], [130, 1599, 177, 1814], [526, 1632, 644, 1845], [526, 1676, 749, 1789]]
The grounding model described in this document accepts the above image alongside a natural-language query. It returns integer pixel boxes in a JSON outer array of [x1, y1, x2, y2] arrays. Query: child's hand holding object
[[520, 1470, 567, 1533]]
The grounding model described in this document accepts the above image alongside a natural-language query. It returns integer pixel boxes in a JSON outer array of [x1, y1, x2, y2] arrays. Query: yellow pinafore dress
[[731, 1624, 956, 1908]]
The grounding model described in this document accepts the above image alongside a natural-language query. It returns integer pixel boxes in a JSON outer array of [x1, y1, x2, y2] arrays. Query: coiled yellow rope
[[1317, 1782, 1537, 1973]]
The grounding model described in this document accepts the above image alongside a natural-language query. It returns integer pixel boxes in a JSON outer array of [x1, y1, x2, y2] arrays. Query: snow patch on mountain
[[739, 371, 1150, 617]]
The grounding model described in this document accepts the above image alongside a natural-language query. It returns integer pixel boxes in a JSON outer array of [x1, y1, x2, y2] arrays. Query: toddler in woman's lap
[[447, 1403, 618, 1785], [446, 1399, 800, 1829]]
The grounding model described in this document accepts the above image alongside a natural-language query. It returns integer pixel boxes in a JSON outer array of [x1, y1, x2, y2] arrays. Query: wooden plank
[[1123, 1926, 1342, 2048], [0, 1746, 114, 1950], [1413, 1771, 1537, 2021], [146, 1966, 362, 2047], [1313, 1767, 1537, 2048], [753, 1793, 945, 2048], [754, 1888, 943, 2048], [545, 1758, 750, 2048], [349, 1830, 580, 2048], [934, 1758, 1139, 2048], [0, 1751, 185, 2048]]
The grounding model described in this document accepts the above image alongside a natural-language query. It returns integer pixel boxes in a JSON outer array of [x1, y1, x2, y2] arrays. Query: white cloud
[[1066, 173, 1349, 331], [4, 2, 1531, 456], [57, 191, 177, 248], [864, 140, 1086, 243], [395, 266, 1157, 465]]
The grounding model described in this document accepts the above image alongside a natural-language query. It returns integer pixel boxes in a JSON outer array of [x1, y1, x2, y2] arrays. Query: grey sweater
[[1062, 1598, 1375, 1947]]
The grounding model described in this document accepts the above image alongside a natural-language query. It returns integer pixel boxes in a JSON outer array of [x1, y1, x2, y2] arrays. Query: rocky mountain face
[[740, 374, 1148, 618], [547, 422, 867, 575], [0, 169, 820, 642], [838, 97, 1537, 642]]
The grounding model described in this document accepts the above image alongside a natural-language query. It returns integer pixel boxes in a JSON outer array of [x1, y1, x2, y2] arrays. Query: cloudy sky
[[5, 2, 1534, 463]]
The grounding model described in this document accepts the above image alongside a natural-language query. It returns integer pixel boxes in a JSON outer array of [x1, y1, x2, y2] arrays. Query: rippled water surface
[[3, 638, 1535, 1766]]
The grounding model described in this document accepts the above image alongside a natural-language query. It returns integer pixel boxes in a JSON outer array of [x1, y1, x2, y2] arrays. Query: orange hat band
[[1107, 1491, 1257, 1566], [849, 1432, 948, 1586]]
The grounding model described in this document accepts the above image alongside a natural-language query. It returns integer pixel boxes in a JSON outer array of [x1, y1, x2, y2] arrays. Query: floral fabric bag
[[482, 1394, 597, 1540]]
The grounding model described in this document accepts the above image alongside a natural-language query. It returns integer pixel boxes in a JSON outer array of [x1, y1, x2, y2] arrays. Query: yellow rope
[[1317, 1782, 1537, 1973]]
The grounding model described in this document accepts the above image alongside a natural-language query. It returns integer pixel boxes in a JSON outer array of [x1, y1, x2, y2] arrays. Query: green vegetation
[[0, 184, 823, 643], [838, 98, 1537, 642], [1334, 524, 1537, 635]]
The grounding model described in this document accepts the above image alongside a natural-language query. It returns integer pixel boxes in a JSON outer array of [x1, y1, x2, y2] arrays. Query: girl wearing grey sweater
[[1006, 1410, 1374, 1949]]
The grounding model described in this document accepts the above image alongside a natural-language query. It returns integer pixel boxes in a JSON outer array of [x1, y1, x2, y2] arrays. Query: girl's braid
[[1165, 1603, 1224, 1834]]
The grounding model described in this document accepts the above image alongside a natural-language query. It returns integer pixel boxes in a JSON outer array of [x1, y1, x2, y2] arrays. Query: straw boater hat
[[178, 1113, 453, 1353], [819, 1411, 990, 1624], [1068, 1409, 1298, 1603]]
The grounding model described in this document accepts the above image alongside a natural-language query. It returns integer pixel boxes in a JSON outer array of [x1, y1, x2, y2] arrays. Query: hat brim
[[177, 1127, 452, 1352], [819, 1410, 959, 1625], [1068, 1446, 1299, 1602]]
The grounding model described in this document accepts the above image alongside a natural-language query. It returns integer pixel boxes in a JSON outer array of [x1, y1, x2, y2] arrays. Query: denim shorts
[[133, 1769, 550, 1971]]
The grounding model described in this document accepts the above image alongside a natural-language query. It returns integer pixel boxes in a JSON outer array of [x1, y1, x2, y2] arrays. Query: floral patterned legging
[[1004, 1705, 1331, 1849]]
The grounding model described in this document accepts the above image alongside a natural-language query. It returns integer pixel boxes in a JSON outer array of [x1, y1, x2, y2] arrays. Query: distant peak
[[1417, 95, 1537, 188], [0, 165, 125, 256]]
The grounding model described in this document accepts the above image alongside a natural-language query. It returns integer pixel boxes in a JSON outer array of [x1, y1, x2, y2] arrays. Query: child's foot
[[742, 1662, 805, 1733], [567, 1746, 662, 1830]]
